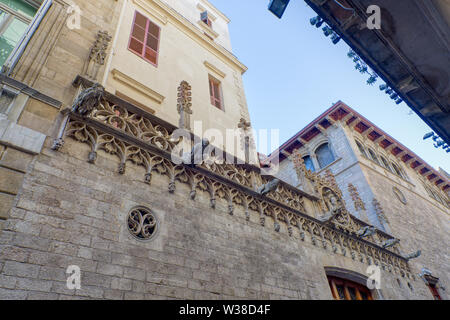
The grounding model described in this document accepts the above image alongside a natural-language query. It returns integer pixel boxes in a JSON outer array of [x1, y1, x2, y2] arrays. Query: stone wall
[[274, 121, 449, 300], [361, 166, 450, 298], [0, 134, 437, 300]]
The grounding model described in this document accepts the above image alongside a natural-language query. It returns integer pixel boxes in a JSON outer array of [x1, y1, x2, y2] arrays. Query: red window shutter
[[208, 77, 222, 110], [201, 11, 208, 21], [201, 11, 212, 27], [209, 79, 215, 105], [129, 11, 160, 66]]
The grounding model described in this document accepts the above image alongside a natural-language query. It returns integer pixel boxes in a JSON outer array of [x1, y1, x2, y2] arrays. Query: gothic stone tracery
[[54, 78, 412, 278]]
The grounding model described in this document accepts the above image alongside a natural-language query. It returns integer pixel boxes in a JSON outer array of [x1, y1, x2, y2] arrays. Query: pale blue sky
[[209, 0, 449, 172]]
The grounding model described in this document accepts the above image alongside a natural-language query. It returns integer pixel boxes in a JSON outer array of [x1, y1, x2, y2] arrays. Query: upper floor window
[[355, 140, 367, 158], [328, 276, 373, 300], [201, 11, 212, 28], [315, 143, 335, 169], [391, 162, 403, 178], [209, 75, 223, 110], [128, 11, 160, 66], [303, 155, 315, 172], [380, 156, 392, 172], [0, 0, 41, 67], [368, 148, 380, 165]]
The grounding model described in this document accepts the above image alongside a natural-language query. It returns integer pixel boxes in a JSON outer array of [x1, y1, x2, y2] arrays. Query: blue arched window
[[316, 143, 335, 169], [303, 155, 315, 172]]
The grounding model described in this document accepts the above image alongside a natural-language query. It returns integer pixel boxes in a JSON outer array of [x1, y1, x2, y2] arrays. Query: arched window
[[368, 148, 380, 165], [423, 183, 434, 198], [315, 143, 335, 169], [355, 140, 367, 158], [328, 276, 373, 300], [391, 162, 403, 178], [303, 155, 315, 172], [431, 190, 442, 204], [380, 156, 392, 172]]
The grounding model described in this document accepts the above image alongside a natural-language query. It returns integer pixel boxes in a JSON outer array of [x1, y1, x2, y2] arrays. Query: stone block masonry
[[0, 137, 433, 300]]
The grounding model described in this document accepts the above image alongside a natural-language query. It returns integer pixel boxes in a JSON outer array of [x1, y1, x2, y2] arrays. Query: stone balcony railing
[[51, 75, 413, 278]]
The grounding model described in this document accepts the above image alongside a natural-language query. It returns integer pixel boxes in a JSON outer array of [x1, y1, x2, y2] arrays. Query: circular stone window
[[127, 207, 159, 241], [393, 187, 407, 205]]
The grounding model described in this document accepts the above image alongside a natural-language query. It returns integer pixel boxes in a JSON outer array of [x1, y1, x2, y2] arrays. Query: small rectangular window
[[201, 11, 212, 28], [209, 76, 223, 110], [128, 11, 160, 66]]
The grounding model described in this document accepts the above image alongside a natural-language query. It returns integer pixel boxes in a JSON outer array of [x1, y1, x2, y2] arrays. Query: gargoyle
[[404, 250, 421, 261], [71, 83, 104, 116], [256, 179, 280, 196], [317, 212, 334, 223], [382, 238, 400, 248], [356, 226, 376, 238], [182, 138, 210, 166]]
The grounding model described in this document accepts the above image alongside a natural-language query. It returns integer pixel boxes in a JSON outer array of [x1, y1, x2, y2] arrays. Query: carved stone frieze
[[54, 76, 413, 276]]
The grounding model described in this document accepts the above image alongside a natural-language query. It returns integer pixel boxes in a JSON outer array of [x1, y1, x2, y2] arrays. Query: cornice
[[111, 68, 165, 104], [203, 61, 226, 79]]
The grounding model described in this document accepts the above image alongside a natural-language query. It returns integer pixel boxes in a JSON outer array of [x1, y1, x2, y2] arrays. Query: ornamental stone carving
[[348, 183, 366, 211], [55, 76, 415, 278], [127, 207, 159, 241], [85, 31, 112, 80], [71, 83, 104, 117], [177, 81, 192, 130], [373, 198, 389, 224]]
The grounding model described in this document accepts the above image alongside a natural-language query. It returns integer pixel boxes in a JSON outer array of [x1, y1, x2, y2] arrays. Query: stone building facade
[[270, 101, 449, 300], [0, 0, 447, 300]]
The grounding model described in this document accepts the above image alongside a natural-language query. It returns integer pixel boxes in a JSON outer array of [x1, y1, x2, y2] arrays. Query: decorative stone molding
[[372, 198, 390, 224], [84, 30, 112, 81], [127, 206, 159, 241], [177, 81, 192, 131], [204, 61, 226, 79], [52, 76, 413, 277], [348, 183, 366, 211], [111, 69, 165, 105], [237, 117, 254, 163], [392, 186, 407, 205]]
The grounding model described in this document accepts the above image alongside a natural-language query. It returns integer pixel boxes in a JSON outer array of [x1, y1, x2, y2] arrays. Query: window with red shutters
[[201, 11, 212, 28], [209, 76, 223, 110], [128, 11, 160, 66]]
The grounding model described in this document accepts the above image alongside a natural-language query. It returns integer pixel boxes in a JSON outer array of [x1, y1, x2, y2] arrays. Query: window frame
[[367, 148, 380, 165], [128, 10, 161, 67], [201, 11, 212, 28], [315, 142, 335, 169], [303, 155, 315, 172], [355, 140, 368, 158], [328, 275, 373, 300], [1, 0, 52, 74], [391, 162, 403, 178], [380, 155, 392, 172], [208, 75, 224, 111]]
